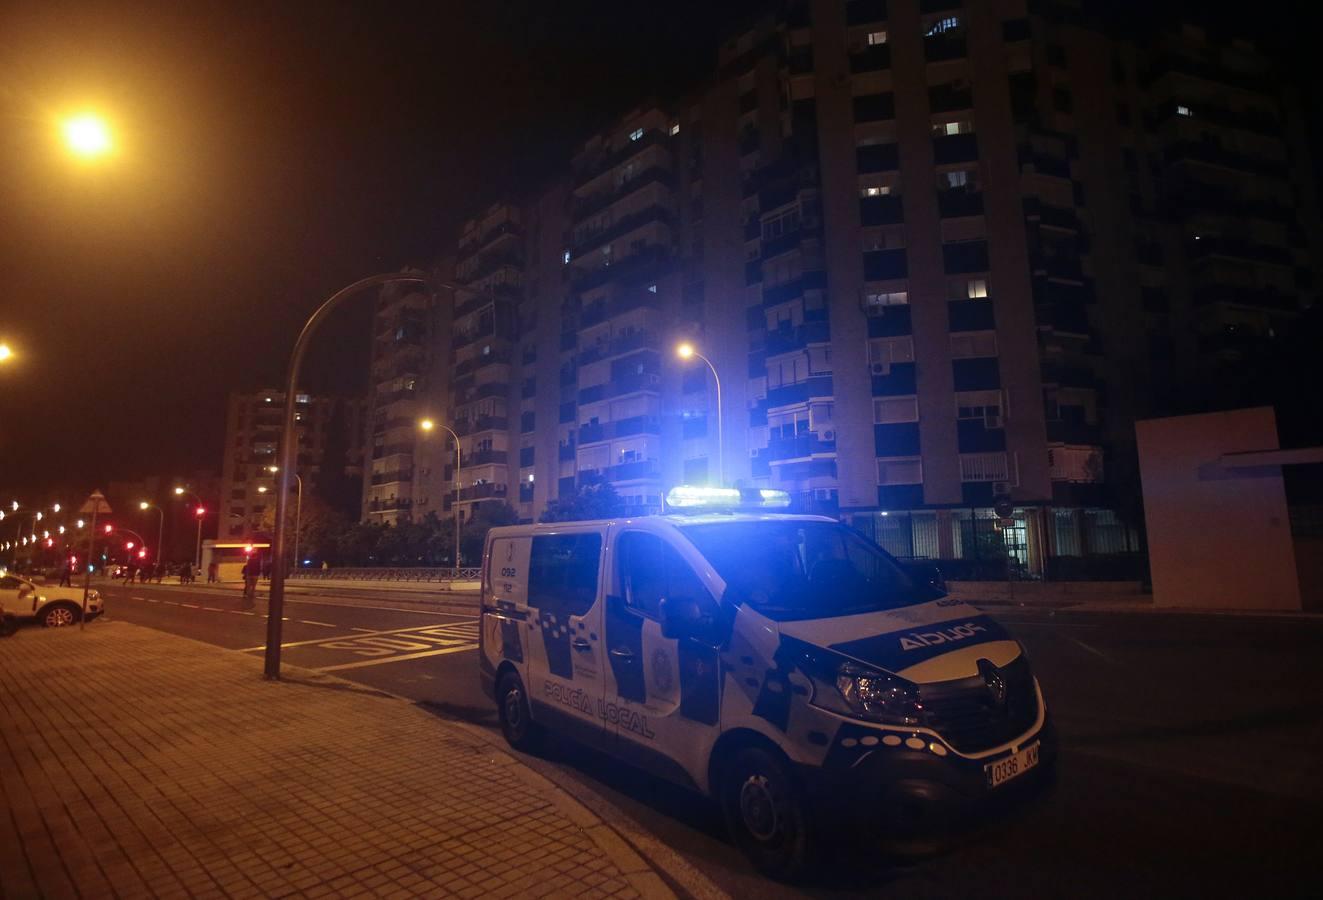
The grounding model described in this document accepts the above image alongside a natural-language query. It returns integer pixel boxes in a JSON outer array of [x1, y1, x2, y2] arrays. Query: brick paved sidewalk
[[0, 621, 673, 899]]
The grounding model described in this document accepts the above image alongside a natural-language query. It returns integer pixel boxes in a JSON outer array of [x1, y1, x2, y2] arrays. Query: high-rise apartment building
[[219, 389, 365, 539], [369, 0, 1319, 575]]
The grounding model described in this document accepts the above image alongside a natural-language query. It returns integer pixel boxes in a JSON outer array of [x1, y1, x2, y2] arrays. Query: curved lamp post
[[266, 467, 304, 571], [139, 502, 165, 567], [676, 342, 724, 486], [173, 488, 206, 572], [265, 271, 486, 679], [419, 418, 462, 576]]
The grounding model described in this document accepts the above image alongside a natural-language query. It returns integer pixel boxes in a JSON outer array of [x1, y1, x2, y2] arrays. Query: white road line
[[298, 620, 337, 628], [147, 598, 160, 603], [235, 620, 479, 653], [316, 643, 476, 672], [181, 603, 199, 609], [164, 601, 179, 606], [203, 607, 225, 612], [281, 597, 474, 618], [1070, 636, 1117, 664], [130, 596, 146, 601], [350, 627, 378, 633]]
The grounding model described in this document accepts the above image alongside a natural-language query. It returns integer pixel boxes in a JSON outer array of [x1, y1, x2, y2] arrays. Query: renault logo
[[977, 658, 1007, 708]]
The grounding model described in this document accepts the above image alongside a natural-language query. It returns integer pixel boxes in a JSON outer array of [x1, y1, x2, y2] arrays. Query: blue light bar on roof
[[665, 485, 792, 510]]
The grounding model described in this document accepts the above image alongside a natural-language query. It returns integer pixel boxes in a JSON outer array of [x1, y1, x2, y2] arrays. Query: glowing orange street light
[[61, 113, 113, 159]]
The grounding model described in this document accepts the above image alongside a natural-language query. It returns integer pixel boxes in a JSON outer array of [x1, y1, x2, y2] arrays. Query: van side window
[[619, 532, 711, 620], [529, 533, 601, 618], [0, 576, 21, 590]]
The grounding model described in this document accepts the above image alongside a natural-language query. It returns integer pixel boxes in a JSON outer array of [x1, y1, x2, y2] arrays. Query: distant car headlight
[[810, 662, 923, 726]]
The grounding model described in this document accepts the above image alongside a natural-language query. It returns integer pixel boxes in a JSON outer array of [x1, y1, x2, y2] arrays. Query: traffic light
[[103, 524, 113, 534], [137, 549, 147, 559], [125, 541, 135, 550], [195, 506, 207, 517], [244, 544, 255, 555]]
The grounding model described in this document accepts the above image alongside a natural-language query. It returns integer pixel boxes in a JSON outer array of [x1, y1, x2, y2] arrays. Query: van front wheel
[[720, 745, 813, 881], [496, 671, 543, 753]]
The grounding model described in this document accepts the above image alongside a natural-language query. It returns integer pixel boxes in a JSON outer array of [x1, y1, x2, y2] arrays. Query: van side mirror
[[901, 561, 947, 596], [659, 595, 703, 640]]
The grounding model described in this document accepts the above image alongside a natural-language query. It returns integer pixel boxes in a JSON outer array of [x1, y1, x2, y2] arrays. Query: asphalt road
[[87, 582, 1323, 898]]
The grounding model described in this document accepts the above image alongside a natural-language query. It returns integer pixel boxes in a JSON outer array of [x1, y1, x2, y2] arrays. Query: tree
[[460, 502, 519, 565], [539, 483, 626, 523]]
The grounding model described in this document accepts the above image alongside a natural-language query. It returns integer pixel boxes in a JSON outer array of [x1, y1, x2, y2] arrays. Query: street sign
[[80, 491, 112, 516]]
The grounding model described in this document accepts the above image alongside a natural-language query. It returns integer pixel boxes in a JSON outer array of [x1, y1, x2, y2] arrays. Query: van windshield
[[678, 520, 923, 621]]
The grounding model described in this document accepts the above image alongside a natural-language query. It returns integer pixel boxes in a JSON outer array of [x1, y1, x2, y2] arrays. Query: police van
[[478, 487, 1053, 878]]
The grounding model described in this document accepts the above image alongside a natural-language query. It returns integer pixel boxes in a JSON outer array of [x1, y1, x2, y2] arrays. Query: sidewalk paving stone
[[0, 620, 671, 899]]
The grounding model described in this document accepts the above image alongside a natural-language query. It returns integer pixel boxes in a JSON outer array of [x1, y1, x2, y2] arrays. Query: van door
[[525, 530, 608, 748], [603, 529, 722, 788], [480, 534, 532, 697]]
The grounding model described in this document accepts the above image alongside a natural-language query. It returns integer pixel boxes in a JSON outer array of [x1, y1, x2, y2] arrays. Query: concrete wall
[[1136, 407, 1300, 610]]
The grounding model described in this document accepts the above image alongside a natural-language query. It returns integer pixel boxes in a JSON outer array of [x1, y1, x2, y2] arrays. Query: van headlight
[[812, 662, 923, 726]]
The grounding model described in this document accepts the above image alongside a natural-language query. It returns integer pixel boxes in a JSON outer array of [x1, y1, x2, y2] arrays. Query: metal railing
[[290, 567, 482, 582]]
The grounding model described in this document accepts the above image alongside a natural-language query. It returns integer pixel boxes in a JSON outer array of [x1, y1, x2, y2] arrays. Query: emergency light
[[665, 485, 792, 510]]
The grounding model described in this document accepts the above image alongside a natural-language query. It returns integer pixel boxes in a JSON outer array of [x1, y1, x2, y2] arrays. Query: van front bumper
[[796, 715, 1056, 837]]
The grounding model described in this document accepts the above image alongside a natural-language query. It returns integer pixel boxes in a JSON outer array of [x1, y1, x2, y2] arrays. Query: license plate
[[984, 741, 1040, 789]]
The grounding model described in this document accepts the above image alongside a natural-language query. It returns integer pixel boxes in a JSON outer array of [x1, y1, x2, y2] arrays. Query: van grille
[[918, 655, 1038, 754]]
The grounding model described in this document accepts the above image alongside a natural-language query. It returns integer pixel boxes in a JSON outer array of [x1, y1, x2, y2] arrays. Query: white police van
[[479, 487, 1053, 878]]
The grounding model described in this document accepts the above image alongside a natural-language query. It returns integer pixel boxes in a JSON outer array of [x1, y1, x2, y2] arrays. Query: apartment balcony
[[571, 245, 672, 294], [849, 43, 891, 73], [1187, 236, 1294, 267], [607, 371, 661, 398], [859, 194, 904, 225], [765, 434, 836, 462], [1163, 141, 1289, 180], [452, 319, 515, 350], [572, 166, 675, 223], [461, 449, 509, 467], [571, 205, 675, 258], [572, 129, 669, 189], [1192, 284, 1299, 312], [371, 443, 413, 460], [453, 382, 508, 406], [959, 452, 1010, 483], [453, 349, 512, 378], [923, 32, 967, 63], [765, 320, 831, 356], [871, 363, 917, 397], [767, 375, 833, 408], [948, 300, 996, 332], [609, 460, 661, 482], [457, 483, 508, 502], [457, 219, 523, 258], [937, 189, 985, 218], [933, 132, 979, 165], [579, 422, 606, 444], [370, 471, 413, 486], [559, 442, 576, 461], [367, 498, 412, 512], [612, 414, 661, 437], [459, 243, 524, 285], [453, 415, 509, 437]]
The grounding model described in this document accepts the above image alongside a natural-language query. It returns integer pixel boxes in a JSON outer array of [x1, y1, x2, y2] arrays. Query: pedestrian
[[207, 560, 219, 583], [240, 557, 259, 610], [154, 563, 164, 584], [178, 562, 188, 584], [124, 563, 137, 586], [58, 558, 74, 587]]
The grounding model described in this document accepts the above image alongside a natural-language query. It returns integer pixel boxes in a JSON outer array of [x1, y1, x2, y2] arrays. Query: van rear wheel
[[720, 745, 813, 881], [496, 671, 543, 753]]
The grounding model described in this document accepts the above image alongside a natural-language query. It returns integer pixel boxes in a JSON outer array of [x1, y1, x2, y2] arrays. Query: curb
[[973, 601, 1323, 620]]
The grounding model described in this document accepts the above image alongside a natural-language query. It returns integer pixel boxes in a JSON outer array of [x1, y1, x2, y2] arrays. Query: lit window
[[562, 249, 571, 265], [925, 16, 961, 37], [864, 290, 909, 309], [933, 120, 974, 136], [861, 185, 891, 197], [942, 170, 969, 189], [867, 30, 888, 46], [1176, 105, 1192, 117], [669, 123, 680, 136], [967, 278, 988, 299], [629, 127, 644, 141], [647, 283, 658, 293]]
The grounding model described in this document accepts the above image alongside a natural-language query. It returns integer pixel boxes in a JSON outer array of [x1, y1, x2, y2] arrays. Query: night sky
[[1, 0, 1318, 502]]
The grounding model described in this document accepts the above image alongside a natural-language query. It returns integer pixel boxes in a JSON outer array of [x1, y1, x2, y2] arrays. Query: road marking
[[204, 607, 225, 612], [298, 620, 337, 628], [316, 643, 473, 672], [130, 596, 146, 601], [1070, 636, 1116, 664], [181, 603, 199, 609], [282, 597, 474, 618], [164, 601, 178, 606], [235, 620, 478, 653], [147, 598, 160, 603], [350, 627, 378, 633]]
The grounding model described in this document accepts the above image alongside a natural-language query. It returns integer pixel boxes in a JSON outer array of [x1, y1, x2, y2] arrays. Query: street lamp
[[0, 343, 13, 363], [61, 113, 113, 159], [418, 418, 462, 577], [265, 271, 493, 679], [676, 342, 725, 486], [139, 501, 164, 568], [266, 466, 303, 571], [173, 488, 205, 572]]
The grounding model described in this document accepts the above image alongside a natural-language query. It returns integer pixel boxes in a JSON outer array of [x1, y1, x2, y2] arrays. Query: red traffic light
[[126, 541, 135, 550], [195, 506, 206, 517], [44, 538, 54, 547], [103, 524, 114, 534], [137, 549, 147, 559]]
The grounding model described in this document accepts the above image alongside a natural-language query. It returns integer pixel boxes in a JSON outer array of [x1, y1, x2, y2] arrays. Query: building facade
[[368, 0, 1320, 576], [219, 389, 365, 539]]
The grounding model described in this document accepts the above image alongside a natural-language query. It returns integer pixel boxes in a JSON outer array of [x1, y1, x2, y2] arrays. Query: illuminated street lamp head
[[257, 486, 268, 494], [52, 503, 61, 513], [173, 486, 185, 495], [419, 418, 436, 433], [10, 501, 18, 512], [0, 343, 12, 363], [676, 342, 695, 360], [62, 113, 112, 158], [76, 519, 85, 529], [139, 501, 149, 510], [35, 511, 42, 522], [268, 465, 279, 473]]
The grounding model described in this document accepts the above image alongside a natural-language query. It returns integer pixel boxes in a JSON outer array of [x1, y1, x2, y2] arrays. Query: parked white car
[[0, 572, 103, 627]]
